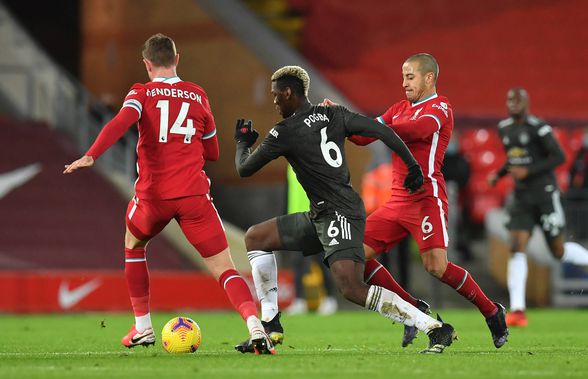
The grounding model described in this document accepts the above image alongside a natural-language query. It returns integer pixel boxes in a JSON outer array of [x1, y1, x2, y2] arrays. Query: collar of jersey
[[153, 76, 182, 84], [292, 101, 312, 116], [411, 93, 438, 107]]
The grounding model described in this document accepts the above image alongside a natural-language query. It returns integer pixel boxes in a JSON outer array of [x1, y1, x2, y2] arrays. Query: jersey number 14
[[156, 100, 196, 144]]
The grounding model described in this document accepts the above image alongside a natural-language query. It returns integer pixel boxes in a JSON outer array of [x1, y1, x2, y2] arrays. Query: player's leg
[[121, 197, 171, 348], [362, 202, 433, 347], [244, 217, 283, 324], [503, 193, 536, 327], [506, 230, 531, 327], [362, 204, 420, 307], [328, 256, 456, 353], [236, 212, 323, 353], [541, 190, 588, 265], [414, 198, 508, 348], [320, 212, 456, 353], [178, 195, 275, 355]]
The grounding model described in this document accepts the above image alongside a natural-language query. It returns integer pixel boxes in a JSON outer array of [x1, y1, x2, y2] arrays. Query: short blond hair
[[142, 33, 177, 68], [271, 65, 310, 97]]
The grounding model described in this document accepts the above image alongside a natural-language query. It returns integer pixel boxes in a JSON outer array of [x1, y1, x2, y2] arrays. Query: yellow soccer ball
[[161, 316, 201, 353]]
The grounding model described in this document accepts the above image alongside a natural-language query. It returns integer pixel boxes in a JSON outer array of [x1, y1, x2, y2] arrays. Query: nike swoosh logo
[[0, 163, 42, 199], [58, 278, 102, 309], [422, 233, 435, 240]]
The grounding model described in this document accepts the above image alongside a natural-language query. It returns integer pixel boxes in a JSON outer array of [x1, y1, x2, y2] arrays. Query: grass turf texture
[[0, 309, 586, 379]]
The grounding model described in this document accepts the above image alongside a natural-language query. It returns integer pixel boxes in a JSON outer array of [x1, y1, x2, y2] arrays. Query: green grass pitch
[[1, 309, 587, 379]]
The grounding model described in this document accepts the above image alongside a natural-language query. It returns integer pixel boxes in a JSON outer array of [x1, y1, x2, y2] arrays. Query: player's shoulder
[[527, 114, 552, 136], [317, 104, 349, 118], [431, 95, 452, 109], [125, 83, 146, 96], [498, 117, 514, 129], [180, 80, 208, 95], [526, 114, 548, 127], [423, 95, 452, 119], [267, 120, 288, 141]]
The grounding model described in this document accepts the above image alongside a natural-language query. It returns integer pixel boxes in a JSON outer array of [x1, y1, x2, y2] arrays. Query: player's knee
[[244, 225, 262, 250], [424, 261, 445, 278]]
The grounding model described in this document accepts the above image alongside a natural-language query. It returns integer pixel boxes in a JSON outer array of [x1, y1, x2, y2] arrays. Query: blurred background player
[[235, 65, 456, 354], [284, 165, 339, 316], [489, 88, 588, 327], [325, 53, 508, 349], [63, 33, 274, 354]]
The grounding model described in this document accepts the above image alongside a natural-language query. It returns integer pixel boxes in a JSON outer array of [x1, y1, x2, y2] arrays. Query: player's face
[[402, 61, 428, 103], [271, 82, 295, 118], [506, 89, 528, 117]]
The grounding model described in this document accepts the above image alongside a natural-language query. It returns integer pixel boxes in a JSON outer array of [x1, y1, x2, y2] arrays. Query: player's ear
[[175, 53, 180, 67], [143, 59, 152, 74], [284, 87, 292, 100]]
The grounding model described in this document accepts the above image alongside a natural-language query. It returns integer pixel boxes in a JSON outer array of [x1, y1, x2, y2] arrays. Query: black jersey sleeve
[[527, 123, 565, 176], [341, 109, 418, 168], [235, 124, 288, 177]]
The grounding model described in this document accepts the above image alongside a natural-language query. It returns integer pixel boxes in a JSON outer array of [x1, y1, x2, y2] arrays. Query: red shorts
[[364, 195, 449, 253], [125, 194, 228, 257]]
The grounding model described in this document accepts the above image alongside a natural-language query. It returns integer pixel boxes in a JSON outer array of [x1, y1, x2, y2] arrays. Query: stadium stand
[[0, 116, 189, 270]]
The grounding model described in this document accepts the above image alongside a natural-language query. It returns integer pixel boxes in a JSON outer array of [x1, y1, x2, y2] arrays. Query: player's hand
[[404, 164, 424, 193], [508, 166, 529, 180], [63, 155, 95, 174], [234, 119, 259, 147], [320, 98, 337, 107]]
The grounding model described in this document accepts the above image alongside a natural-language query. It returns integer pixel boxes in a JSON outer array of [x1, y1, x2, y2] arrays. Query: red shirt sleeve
[[85, 107, 139, 159], [85, 84, 145, 159], [391, 101, 449, 142], [202, 94, 216, 139], [202, 134, 219, 161]]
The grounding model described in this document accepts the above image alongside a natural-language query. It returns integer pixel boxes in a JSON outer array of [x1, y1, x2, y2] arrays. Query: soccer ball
[[161, 316, 202, 353]]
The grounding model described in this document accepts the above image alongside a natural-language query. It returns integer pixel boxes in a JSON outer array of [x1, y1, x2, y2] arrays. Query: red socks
[[219, 269, 257, 320], [364, 260, 418, 307], [441, 262, 497, 318], [124, 248, 150, 316]]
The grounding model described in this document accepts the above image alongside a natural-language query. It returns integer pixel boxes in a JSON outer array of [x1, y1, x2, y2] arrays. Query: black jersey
[[236, 102, 418, 219], [497, 115, 565, 191]]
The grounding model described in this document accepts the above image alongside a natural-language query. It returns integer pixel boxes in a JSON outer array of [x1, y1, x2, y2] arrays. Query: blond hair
[[271, 66, 310, 97]]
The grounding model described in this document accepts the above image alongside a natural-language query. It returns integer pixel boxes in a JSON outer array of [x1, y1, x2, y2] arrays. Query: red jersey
[[87, 76, 217, 200], [352, 94, 453, 202]]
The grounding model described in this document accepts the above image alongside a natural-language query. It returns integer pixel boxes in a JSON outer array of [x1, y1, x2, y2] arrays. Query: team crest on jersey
[[432, 102, 449, 117], [410, 108, 423, 121]]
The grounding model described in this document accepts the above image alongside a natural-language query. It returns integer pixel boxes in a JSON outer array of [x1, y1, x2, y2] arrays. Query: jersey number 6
[[156, 100, 196, 144], [320, 127, 342, 168]]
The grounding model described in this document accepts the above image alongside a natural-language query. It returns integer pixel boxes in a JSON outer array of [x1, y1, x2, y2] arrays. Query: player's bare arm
[[63, 155, 95, 174]]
